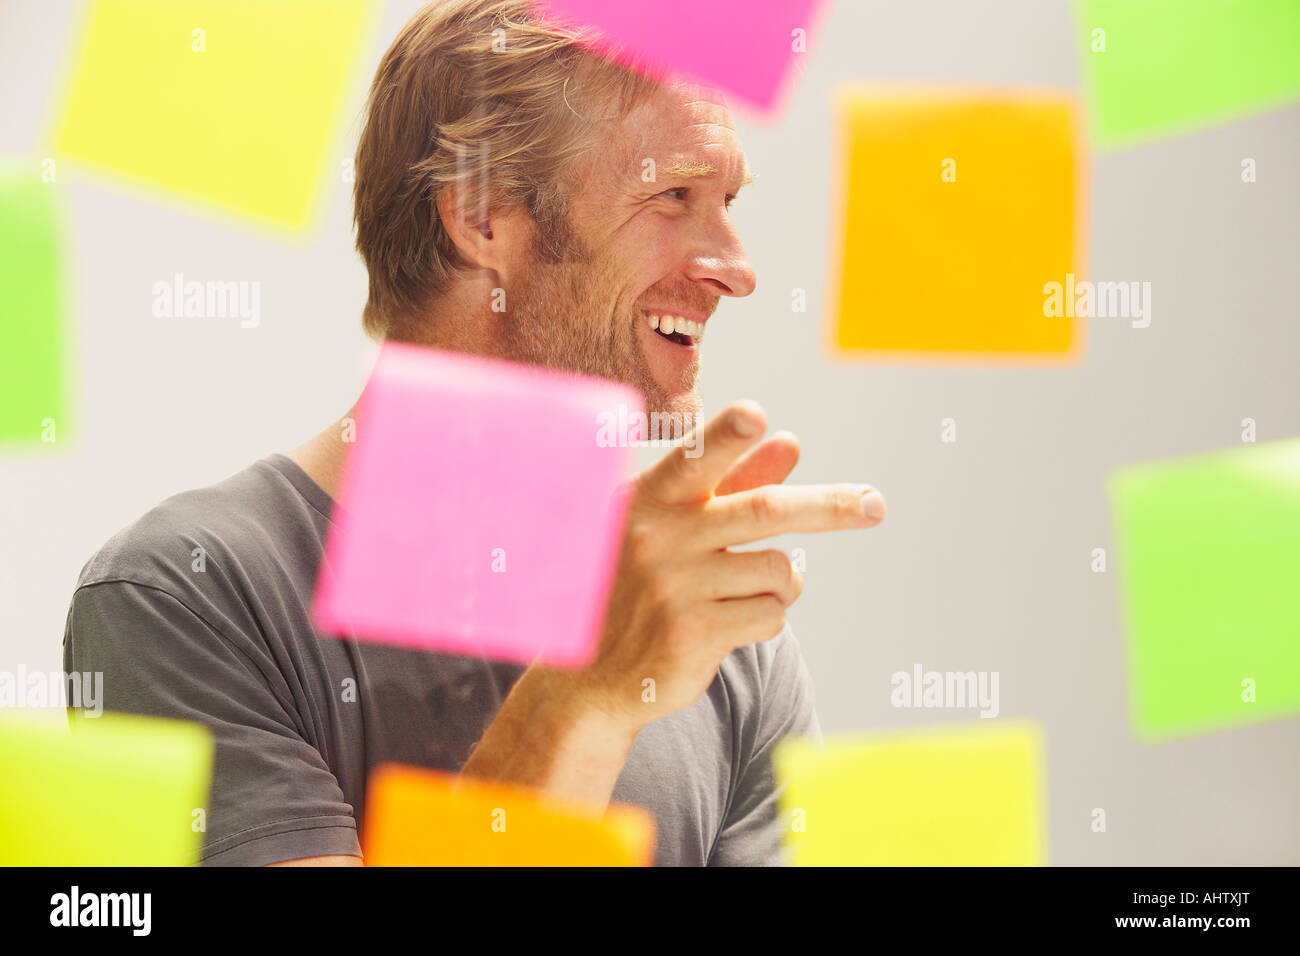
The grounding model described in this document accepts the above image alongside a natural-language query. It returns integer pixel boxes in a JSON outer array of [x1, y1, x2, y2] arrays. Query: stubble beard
[[501, 240, 701, 425]]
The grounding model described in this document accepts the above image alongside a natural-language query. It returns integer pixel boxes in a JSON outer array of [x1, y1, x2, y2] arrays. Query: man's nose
[[684, 209, 757, 298]]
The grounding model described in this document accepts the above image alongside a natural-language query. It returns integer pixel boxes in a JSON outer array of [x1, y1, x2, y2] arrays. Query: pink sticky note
[[533, 0, 826, 115], [312, 343, 644, 668]]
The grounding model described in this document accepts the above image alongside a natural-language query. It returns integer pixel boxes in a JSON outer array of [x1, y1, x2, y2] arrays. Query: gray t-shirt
[[62, 454, 820, 866]]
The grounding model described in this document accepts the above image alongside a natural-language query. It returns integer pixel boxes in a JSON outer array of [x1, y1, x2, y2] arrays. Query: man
[[63, 0, 886, 866]]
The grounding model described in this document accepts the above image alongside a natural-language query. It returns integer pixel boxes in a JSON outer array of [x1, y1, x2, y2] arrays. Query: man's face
[[500, 83, 756, 423]]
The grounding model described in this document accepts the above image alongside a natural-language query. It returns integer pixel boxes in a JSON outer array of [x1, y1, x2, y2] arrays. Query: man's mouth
[[635, 307, 704, 402], [645, 312, 705, 348]]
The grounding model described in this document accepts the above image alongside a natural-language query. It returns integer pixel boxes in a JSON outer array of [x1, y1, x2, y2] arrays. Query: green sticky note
[[0, 162, 67, 446], [1076, 0, 1300, 147], [52, 0, 376, 231], [1110, 440, 1300, 740], [0, 712, 213, 865], [776, 722, 1047, 866]]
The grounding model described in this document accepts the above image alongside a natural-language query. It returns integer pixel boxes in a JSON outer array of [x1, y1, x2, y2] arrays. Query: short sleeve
[[708, 626, 822, 866], [64, 580, 361, 865]]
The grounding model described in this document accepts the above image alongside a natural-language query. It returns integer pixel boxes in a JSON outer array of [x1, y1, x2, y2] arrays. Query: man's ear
[[436, 183, 530, 284]]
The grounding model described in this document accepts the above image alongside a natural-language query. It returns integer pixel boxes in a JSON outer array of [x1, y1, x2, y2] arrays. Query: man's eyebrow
[[661, 160, 756, 188]]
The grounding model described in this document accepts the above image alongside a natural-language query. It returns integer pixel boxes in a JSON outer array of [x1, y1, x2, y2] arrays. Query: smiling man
[[63, 0, 886, 866]]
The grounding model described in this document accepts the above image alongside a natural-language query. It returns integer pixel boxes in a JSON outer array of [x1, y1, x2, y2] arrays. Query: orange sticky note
[[830, 88, 1084, 360], [361, 764, 655, 866]]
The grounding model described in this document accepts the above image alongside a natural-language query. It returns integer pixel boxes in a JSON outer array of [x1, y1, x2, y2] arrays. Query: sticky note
[[0, 162, 68, 446], [830, 90, 1082, 359], [533, 0, 826, 114], [362, 763, 655, 866], [1077, 0, 1300, 147], [312, 342, 643, 668], [51, 0, 374, 230], [1109, 439, 1300, 740], [776, 722, 1047, 866], [0, 712, 213, 865]]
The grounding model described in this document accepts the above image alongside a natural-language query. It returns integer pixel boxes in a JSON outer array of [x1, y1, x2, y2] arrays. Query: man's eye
[[656, 187, 735, 209]]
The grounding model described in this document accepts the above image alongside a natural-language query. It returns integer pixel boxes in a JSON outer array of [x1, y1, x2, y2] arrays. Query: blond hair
[[353, 0, 660, 340]]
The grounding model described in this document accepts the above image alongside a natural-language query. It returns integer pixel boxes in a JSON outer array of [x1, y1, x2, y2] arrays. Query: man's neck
[[285, 303, 498, 500], [284, 404, 359, 502]]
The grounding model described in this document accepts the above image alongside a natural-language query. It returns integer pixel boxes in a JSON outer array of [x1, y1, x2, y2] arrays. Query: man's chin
[[639, 362, 700, 416], [644, 388, 702, 436]]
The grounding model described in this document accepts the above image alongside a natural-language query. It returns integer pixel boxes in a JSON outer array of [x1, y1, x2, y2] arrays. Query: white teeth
[[645, 312, 705, 343]]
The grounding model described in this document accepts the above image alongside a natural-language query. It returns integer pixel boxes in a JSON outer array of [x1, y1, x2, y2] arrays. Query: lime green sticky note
[[0, 712, 213, 865], [1076, 0, 1300, 147], [0, 162, 68, 446], [776, 722, 1047, 866], [1109, 440, 1300, 741], [52, 0, 376, 231]]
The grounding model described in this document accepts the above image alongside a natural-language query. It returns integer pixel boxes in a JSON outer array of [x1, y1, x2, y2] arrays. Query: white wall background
[[2, 0, 1296, 864]]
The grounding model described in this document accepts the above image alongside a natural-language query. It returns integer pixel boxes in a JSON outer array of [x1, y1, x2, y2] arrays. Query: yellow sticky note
[[830, 89, 1083, 360], [51, 0, 375, 231], [362, 763, 656, 866], [776, 722, 1047, 866], [0, 712, 214, 866]]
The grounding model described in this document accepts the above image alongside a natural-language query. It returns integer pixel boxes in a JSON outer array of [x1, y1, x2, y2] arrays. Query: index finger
[[701, 482, 887, 548], [639, 400, 768, 506]]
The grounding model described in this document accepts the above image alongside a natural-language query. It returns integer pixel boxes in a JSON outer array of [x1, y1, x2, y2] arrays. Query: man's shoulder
[[713, 623, 820, 750], [74, 455, 321, 598], [717, 624, 807, 700]]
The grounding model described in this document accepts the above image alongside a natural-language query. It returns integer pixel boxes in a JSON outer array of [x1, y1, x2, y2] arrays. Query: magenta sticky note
[[312, 343, 644, 668], [533, 0, 826, 115]]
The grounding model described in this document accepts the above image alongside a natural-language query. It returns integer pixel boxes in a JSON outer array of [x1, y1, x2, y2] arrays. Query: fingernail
[[861, 490, 886, 521], [731, 411, 760, 438]]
